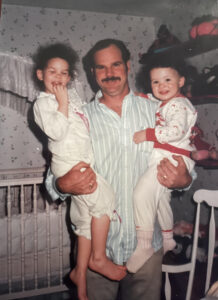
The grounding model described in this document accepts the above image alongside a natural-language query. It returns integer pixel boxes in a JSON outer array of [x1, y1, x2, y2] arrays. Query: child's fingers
[[133, 136, 139, 144]]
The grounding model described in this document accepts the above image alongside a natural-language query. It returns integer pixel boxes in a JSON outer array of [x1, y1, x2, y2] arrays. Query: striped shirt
[[45, 89, 196, 264], [83, 90, 162, 264], [45, 90, 164, 264]]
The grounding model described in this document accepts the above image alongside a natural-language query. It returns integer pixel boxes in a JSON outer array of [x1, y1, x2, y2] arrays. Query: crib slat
[[46, 200, 51, 287], [33, 184, 38, 289], [58, 204, 63, 284], [7, 186, 12, 293], [20, 185, 25, 291]]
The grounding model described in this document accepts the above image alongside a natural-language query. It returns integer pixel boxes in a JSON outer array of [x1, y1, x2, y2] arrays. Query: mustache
[[102, 76, 121, 82]]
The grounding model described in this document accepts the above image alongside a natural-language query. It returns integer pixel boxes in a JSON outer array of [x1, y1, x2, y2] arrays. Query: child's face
[[36, 57, 71, 94], [150, 67, 185, 103]]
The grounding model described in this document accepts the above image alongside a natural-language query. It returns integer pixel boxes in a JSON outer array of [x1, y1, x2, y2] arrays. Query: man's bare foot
[[89, 255, 127, 281], [70, 268, 88, 300]]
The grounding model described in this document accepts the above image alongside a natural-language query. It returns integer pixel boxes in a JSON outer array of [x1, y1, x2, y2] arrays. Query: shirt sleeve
[[180, 168, 197, 192], [155, 100, 192, 144], [33, 97, 70, 141], [45, 168, 69, 201]]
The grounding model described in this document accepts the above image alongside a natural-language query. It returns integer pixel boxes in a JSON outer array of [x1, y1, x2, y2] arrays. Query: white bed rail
[[0, 168, 70, 299]]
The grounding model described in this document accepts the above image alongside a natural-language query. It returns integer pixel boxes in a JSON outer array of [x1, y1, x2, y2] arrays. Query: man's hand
[[157, 155, 192, 189], [56, 161, 97, 195]]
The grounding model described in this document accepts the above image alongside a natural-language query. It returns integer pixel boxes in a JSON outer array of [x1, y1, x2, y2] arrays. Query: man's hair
[[83, 38, 130, 69], [32, 42, 79, 90], [82, 38, 130, 92]]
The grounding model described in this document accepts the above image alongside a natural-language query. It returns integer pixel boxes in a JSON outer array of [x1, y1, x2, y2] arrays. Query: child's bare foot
[[209, 149, 218, 160], [70, 268, 88, 300], [89, 255, 127, 281], [191, 150, 209, 161]]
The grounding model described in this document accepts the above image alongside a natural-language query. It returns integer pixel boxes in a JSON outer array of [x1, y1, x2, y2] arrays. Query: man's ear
[[36, 69, 43, 81], [179, 76, 185, 88]]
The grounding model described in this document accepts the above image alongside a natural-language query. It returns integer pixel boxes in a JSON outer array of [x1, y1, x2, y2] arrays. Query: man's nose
[[105, 67, 113, 77]]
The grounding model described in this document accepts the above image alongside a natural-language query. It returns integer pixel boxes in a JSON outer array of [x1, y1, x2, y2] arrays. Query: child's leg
[[126, 168, 158, 273], [126, 229, 154, 273], [70, 236, 91, 300], [89, 214, 127, 281], [158, 190, 176, 254]]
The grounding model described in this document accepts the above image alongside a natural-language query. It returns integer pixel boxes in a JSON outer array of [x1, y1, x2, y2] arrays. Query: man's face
[[92, 44, 130, 97]]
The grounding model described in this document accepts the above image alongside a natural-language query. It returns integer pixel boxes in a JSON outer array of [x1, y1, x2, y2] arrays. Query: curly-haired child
[[32, 43, 126, 300]]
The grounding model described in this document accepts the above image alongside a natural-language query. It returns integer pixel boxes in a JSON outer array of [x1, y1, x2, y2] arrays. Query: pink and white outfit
[[33, 88, 115, 239], [133, 93, 197, 232], [127, 93, 197, 273]]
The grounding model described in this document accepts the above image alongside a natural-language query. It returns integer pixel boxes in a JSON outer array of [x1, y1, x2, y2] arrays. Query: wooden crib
[[0, 167, 71, 299]]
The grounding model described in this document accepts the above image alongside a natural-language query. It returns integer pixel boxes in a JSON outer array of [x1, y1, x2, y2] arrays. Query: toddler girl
[[33, 43, 126, 300], [127, 55, 197, 273]]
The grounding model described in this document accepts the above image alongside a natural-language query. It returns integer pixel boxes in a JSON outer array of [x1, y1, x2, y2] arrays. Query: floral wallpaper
[[0, 4, 156, 169]]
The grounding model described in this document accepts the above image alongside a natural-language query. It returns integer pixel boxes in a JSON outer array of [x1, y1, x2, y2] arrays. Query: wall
[[0, 4, 156, 169], [0, 4, 218, 223]]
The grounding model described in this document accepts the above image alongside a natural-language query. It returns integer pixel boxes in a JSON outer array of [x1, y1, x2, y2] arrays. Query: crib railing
[[0, 168, 70, 299]]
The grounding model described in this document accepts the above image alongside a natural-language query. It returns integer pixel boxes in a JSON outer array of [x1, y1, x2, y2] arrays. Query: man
[[46, 39, 192, 300]]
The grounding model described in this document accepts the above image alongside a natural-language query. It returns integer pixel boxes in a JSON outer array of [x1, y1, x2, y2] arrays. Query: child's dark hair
[[146, 53, 187, 77], [136, 53, 188, 93], [32, 42, 79, 90]]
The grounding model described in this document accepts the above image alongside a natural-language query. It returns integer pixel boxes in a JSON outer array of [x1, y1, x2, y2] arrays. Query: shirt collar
[[94, 89, 135, 104], [38, 91, 55, 99]]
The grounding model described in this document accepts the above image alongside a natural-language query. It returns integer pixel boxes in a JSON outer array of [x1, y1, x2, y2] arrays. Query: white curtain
[[0, 51, 84, 116]]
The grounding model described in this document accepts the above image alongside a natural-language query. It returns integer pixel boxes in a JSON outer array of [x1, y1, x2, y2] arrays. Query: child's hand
[[53, 84, 69, 117], [133, 130, 146, 144], [53, 84, 68, 105]]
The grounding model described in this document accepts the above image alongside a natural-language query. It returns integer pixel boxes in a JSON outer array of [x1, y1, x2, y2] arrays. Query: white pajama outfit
[[133, 94, 197, 231], [33, 89, 115, 239]]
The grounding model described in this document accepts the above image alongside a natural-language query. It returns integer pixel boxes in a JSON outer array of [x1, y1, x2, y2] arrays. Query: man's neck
[[100, 88, 130, 116]]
